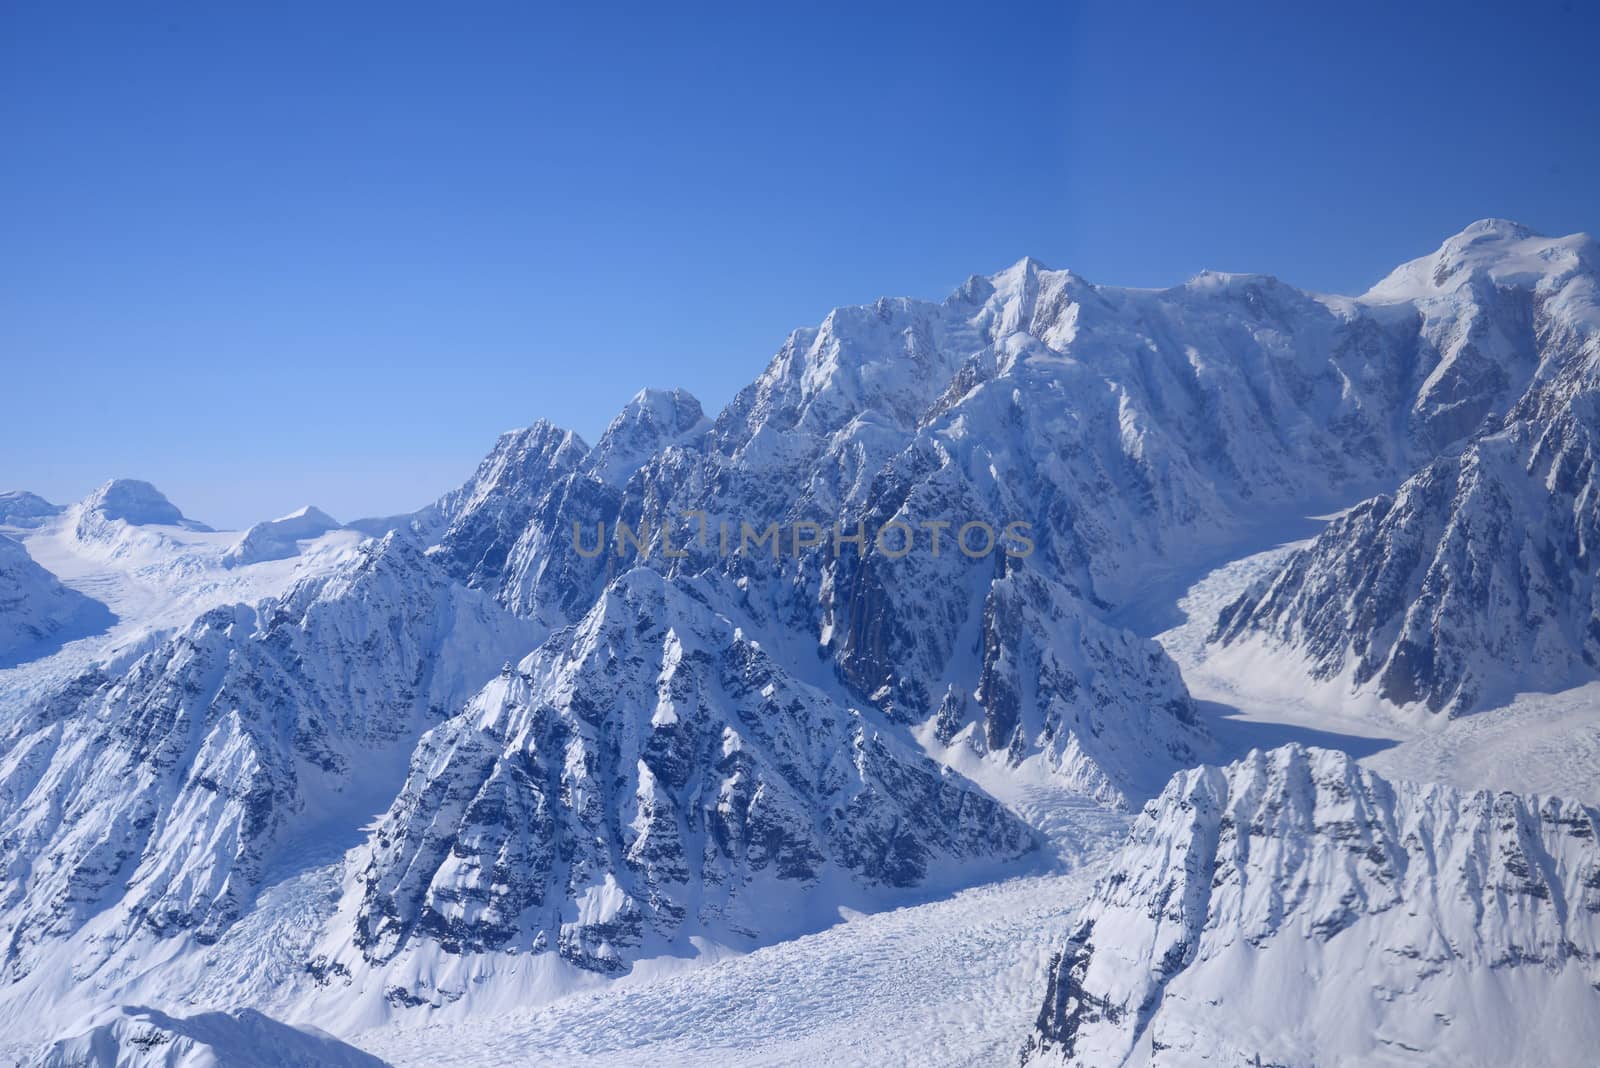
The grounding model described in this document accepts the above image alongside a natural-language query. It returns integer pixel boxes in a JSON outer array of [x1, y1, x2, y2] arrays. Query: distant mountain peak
[[274, 504, 339, 526], [1184, 268, 1282, 289], [1365, 218, 1596, 303], [0, 491, 62, 529], [222, 505, 344, 567], [80, 478, 209, 530]]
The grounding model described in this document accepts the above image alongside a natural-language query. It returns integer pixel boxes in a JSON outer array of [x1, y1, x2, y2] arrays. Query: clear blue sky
[[4, 2, 1597, 528]]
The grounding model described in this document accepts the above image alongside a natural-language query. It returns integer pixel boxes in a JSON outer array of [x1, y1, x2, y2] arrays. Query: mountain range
[[2, 220, 1598, 1065]]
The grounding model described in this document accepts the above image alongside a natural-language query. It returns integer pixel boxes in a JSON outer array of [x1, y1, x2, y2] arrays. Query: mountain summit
[[79, 478, 210, 530], [1365, 218, 1598, 306]]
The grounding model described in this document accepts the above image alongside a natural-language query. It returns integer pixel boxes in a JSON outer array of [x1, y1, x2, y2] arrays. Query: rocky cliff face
[[342, 568, 1033, 983], [1023, 744, 1600, 1067], [427, 421, 590, 597]]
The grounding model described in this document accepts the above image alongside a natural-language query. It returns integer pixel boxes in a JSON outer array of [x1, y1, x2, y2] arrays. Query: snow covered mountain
[[388, 224, 1598, 795], [1211, 222, 1600, 715], [4, 220, 1600, 1062], [1022, 744, 1600, 1067], [315, 567, 1031, 1004], [223, 505, 344, 567], [57, 480, 222, 572], [378, 253, 1500, 802], [424, 419, 591, 607], [77, 479, 211, 532]]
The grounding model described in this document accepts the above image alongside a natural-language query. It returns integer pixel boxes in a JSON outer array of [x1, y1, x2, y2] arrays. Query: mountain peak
[[992, 255, 1055, 287], [468, 422, 589, 491], [493, 418, 585, 452], [1365, 218, 1596, 303], [80, 479, 207, 530], [1450, 216, 1539, 242], [626, 385, 700, 411], [610, 387, 707, 440], [1183, 268, 1286, 293], [275, 504, 339, 526], [222, 505, 345, 568], [1431, 217, 1544, 267], [0, 491, 62, 528], [588, 387, 710, 483], [1009, 254, 1053, 273]]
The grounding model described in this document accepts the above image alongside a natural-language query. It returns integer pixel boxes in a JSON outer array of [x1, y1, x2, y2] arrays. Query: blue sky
[[4, 2, 1597, 528]]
